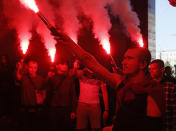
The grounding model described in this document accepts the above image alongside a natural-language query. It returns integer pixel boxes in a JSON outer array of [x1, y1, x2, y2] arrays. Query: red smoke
[[36, 0, 57, 62], [3, 0, 57, 61], [110, 0, 143, 47], [3, 0, 144, 62], [56, 0, 80, 43], [2, 0, 34, 55], [48, 48, 56, 63], [101, 37, 111, 54], [19, 0, 39, 13], [19, 33, 31, 54], [79, 0, 111, 53]]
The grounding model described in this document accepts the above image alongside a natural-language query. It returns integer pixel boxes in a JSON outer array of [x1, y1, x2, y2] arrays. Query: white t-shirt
[[78, 76, 103, 104]]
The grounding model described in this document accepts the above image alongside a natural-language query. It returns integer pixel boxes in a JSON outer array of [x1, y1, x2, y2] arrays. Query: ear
[[139, 60, 147, 70]]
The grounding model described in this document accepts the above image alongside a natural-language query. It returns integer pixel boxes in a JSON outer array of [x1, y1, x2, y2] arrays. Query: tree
[[164, 61, 175, 76]]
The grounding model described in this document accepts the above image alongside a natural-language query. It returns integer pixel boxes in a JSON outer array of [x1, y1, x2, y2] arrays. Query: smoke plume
[[36, 0, 57, 59], [2, 0, 34, 53], [2, 0, 143, 58], [55, 0, 80, 43], [79, 0, 112, 52], [110, 0, 143, 43]]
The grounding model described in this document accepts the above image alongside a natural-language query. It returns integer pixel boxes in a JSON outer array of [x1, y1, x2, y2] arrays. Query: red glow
[[138, 37, 144, 47], [49, 48, 56, 63], [101, 37, 110, 54], [19, 0, 39, 13], [168, 0, 176, 6], [21, 39, 29, 54], [19, 33, 31, 55], [70, 35, 77, 44]]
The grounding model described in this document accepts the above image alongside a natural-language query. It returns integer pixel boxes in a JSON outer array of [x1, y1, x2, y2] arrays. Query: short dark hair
[[26, 58, 38, 65], [55, 59, 72, 69], [150, 59, 164, 68], [128, 47, 151, 68], [125, 47, 151, 75], [165, 66, 171, 71]]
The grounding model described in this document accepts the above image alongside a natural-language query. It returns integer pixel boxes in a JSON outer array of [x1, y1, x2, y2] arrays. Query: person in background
[[47, 64, 56, 79], [53, 32, 167, 131], [149, 59, 165, 83], [74, 60, 109, 131], [163, 66, 176, 84], [16, 59, 46, 131], [149, 59, 176, 130], [0, 55, 13, 116], [12, 59, 28, 127], [112, 48, 158, 131], [0, 55, 13, 129], [46, 60, 77, 131]]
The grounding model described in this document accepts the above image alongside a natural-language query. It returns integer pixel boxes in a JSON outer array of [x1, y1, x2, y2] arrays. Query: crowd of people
[[0, 35, 176, 131]]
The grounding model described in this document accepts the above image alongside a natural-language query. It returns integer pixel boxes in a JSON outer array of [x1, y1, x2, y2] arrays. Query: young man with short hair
[[53, 32, 165, 131], [149, 59, 176, 130], [46, 61, 77, 131], [75, 66, 109, 131], [16, 59, 46, 131]]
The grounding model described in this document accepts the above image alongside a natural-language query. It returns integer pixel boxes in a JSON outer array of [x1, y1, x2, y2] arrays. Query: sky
[[156, 0, 176, 52]]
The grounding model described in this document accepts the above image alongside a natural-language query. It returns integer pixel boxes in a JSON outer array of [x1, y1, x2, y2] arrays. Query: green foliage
[[164, 61, 175, 76]]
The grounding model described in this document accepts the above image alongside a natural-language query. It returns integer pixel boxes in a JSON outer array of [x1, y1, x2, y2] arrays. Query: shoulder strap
[[53, 75, 67, 91], [27, 74, 38, 90]]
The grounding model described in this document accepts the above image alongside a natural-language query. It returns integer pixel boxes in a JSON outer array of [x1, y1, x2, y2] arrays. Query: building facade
[[156, 50, 176, 67], [148, 0, 156, 59]]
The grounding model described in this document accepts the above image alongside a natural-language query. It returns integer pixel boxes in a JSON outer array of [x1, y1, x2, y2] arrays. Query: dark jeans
[[112, 117, 163, 131], [112, 116, 148, 131], [146, 117, 163, 131], [48, 107, 75, 131], [20, 107, 47, 131]]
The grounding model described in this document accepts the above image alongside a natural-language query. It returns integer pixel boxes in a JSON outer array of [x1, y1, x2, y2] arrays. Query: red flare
[[49, 48, 56, 63], [101, 37, 110, 54], [70, 35, 77, 44], [19, 0, 39, 13], [138, 37, 144, 47], [21, 39, 29, 54]]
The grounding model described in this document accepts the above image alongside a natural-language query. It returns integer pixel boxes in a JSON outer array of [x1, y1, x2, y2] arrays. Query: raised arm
[[54, 34, 123, 88], [16, 61, 23, 80]]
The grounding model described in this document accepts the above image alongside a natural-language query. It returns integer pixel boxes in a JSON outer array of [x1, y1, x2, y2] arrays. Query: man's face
[[56, 63, 68, 74], [28, 61, 38, 76], [122, 49, 142, 75], [165, 68, 171, 76], [149, 63, 163, 79]]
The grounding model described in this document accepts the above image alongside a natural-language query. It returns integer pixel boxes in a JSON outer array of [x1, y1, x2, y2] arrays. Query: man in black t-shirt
[[46, 61, 77, 131], [16, 59, 46, 131]]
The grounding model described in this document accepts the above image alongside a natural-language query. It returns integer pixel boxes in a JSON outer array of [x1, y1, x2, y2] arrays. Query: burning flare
[[100, 37, 111, 54], [138, 37, 144, 47], [49, 48, 56, 63], [19, 0, 39, 13], [70, 35, 77, 44], [21, 39, 29, 54], [19, 33, 31, 54]]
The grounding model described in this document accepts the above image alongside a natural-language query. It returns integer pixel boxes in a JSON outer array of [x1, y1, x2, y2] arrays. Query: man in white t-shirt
[[75, 64, 109, 131]]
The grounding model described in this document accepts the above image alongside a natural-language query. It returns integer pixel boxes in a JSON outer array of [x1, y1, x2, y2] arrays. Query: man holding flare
[[53, 31, 163, 131]]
